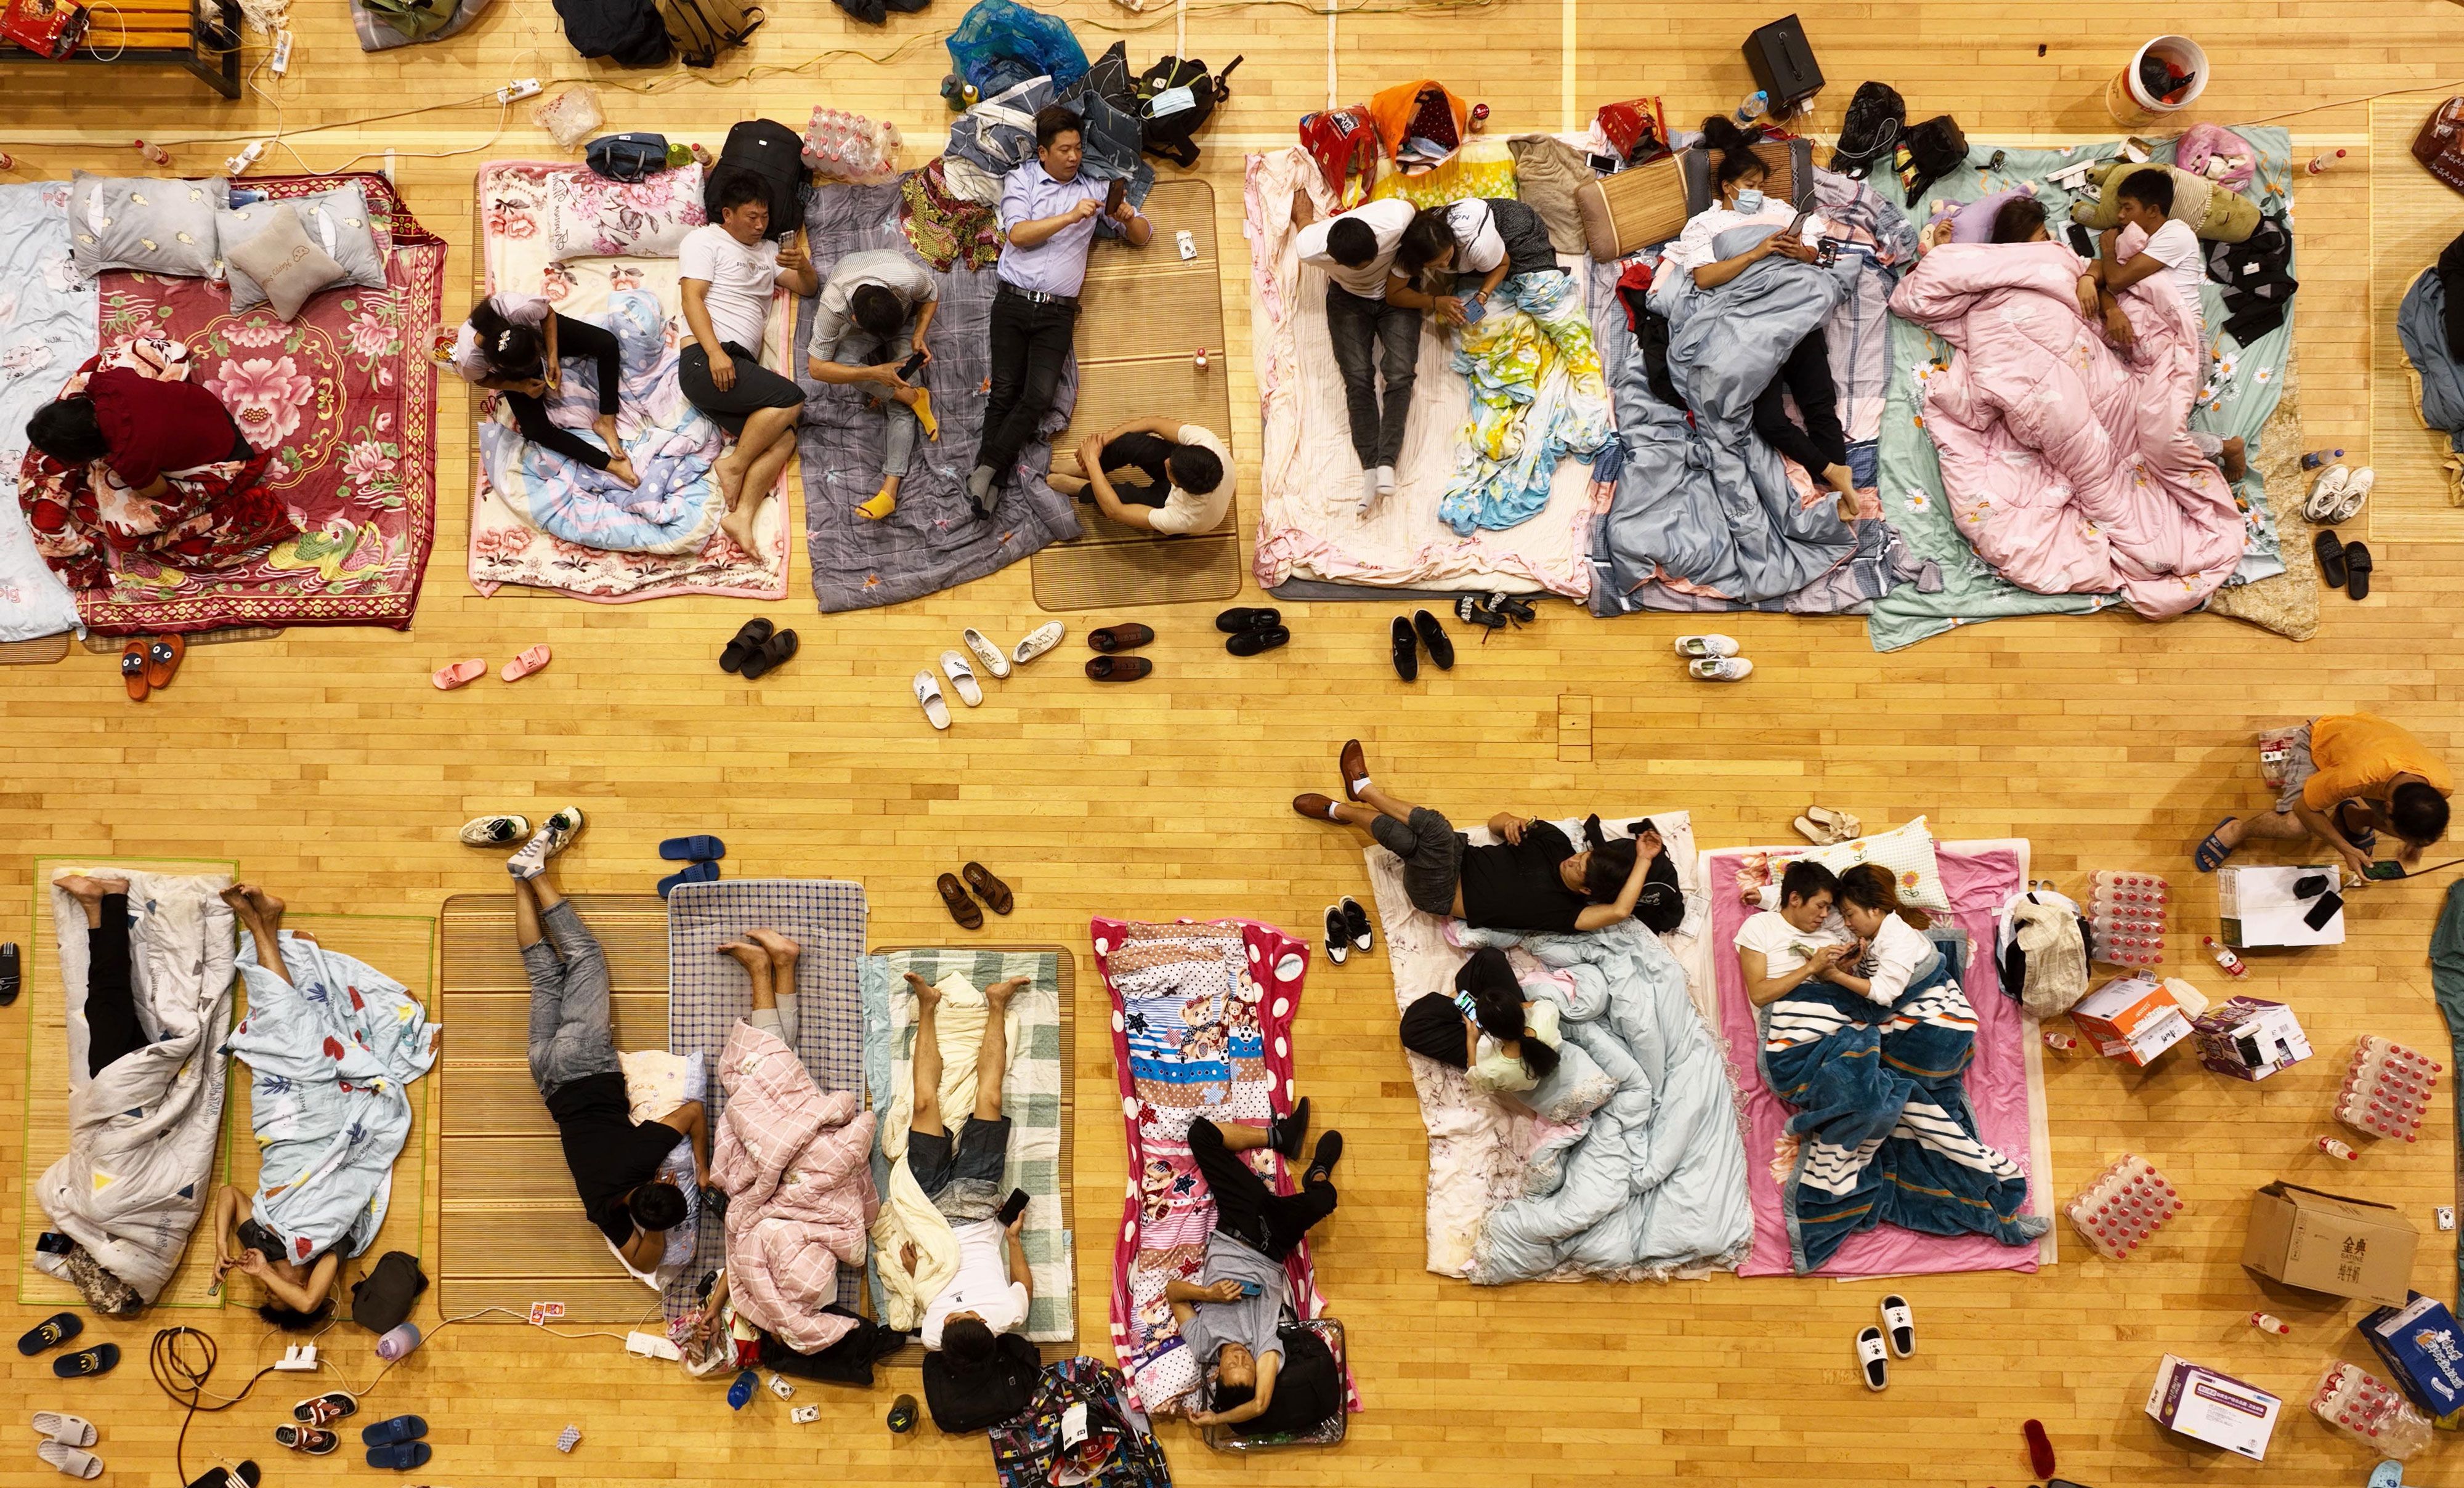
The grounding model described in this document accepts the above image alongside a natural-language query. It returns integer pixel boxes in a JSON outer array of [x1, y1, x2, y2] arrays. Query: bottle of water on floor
[[375, 1323, 423, 1361]]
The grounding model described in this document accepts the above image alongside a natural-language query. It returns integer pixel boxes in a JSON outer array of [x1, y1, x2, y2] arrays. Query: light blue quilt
[[0, 180, 90, 642], [227, 930, 439, 1263]]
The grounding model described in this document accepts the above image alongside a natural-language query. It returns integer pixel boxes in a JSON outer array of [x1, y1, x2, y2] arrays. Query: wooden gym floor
[[7, 2, 2464, 1484]]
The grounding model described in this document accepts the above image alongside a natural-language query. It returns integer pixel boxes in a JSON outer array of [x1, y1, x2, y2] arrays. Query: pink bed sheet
[[1708, 842, 2041, 1279]]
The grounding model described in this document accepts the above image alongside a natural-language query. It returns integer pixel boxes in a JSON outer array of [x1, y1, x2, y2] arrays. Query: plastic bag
[[2312, 1361, 2433, 1460], [802, 107, 902, 180], [1298, 105, 1381, 209], [533, 86, 605, 151], [943, 0, 1087, 96]]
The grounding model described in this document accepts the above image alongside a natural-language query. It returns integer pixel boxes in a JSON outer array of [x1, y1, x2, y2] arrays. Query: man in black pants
[[1753, 329, 1858, 522], [967, 105, 1153, 517], [57, 873, 141, 1080]]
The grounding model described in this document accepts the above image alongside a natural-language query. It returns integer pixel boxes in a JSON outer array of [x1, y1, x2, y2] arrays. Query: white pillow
[[1777, 817, 1951, 913]]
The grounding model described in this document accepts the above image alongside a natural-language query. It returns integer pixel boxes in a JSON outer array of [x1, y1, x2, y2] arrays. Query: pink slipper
[[501, 645, 551, 683], [432, 658, 486, 690]]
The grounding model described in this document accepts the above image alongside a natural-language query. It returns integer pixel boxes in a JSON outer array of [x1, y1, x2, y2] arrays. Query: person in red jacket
[[28, 368, 254, 502]]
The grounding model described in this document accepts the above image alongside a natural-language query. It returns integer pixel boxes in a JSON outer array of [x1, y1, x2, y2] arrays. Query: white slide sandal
[[30, 1417, 94, 1449], [1880, 1294, 1915, 1358], [962, 628, 1012, 680], [940, 650, 983, 707], [1855, 1327, 1889, 1391], [913, 669, 952, 731], [36, 1441, 101, 1479]]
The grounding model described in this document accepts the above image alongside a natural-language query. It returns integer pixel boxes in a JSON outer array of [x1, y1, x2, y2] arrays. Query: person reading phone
[[901, 973, 1038, 1368], [1167, 1094, 1345, 1428]]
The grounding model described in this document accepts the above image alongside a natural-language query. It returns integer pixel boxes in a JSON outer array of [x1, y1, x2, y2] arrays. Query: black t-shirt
[[544, 1070, 687, 1245], [1457, 819, 1589, 933]]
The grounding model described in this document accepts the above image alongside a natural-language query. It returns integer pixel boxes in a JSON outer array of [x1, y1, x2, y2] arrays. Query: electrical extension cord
[[495, 78, 541, 105], [274, 1344, 317, 1372], [267, 28, 291, 75]]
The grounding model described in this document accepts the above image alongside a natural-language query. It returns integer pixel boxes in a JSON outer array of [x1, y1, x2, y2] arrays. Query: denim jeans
[[1324, 285, 1421, 469]]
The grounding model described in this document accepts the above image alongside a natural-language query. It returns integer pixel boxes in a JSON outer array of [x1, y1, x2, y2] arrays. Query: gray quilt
[[2402, 262, 2464, 456], [798, 182, 1082, 613]]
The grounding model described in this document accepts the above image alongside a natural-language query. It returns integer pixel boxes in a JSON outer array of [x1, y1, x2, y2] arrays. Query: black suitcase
[[1743, 13, 1823, 111], [703, 118, 809, 240]]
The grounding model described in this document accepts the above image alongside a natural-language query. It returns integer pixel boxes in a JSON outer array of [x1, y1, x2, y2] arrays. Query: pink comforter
[[1890, 238, 2244, 617], [710, 1021, 879, 1354]]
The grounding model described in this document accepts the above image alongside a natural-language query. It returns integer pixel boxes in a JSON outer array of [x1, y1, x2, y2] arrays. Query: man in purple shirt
[[966, 105, 1153, 517]]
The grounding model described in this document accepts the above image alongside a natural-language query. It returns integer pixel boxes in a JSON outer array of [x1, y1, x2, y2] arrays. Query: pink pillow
[[544, 164, 706, 261]]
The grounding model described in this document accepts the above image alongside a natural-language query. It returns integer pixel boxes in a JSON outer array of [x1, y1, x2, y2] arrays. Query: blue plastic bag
[[944, 0, 1087, 95]]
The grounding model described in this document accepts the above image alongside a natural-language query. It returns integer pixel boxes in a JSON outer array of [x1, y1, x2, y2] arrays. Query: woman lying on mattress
[[453, 295, 641, 490], [1396, 946, 1562, 1097]]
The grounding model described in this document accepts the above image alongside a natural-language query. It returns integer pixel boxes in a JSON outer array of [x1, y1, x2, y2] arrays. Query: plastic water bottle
[[0, 152, 16, 171], [2301, 448, 2345, 470], [133, 139, 171, 165], [2251, 1312, 2289, 1335], [1735, 91, 1767, 126], [375, 1323, 423, 1360], [886, 1394, 919, 1434], [2203, 936, 2248, 979], [2307, 148, 2348, 175], [2319, 1136, 2358, 1162]]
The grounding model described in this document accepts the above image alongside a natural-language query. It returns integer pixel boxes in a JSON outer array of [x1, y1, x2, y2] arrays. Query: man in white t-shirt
[[1292, 194, 1445, 511], [2093, 168, 2247, 479], [1047, 417, 1233, 536], [678, 174, 820, 558], [1733, 859, 1853, 1007], [895, 972, 1035, 1365], [805, 248, 941, 522]]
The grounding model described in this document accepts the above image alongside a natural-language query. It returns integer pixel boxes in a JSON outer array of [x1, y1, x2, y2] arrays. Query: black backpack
[[552, 0, 670, 67], [922, 1332, 1042, 1434], [348, 1251, 428, 1335], [703, 118, 809, 241], [1897, 114, 1969, 206], [1137, 54, 1244, 170], [1831, 81, 1904, 179]]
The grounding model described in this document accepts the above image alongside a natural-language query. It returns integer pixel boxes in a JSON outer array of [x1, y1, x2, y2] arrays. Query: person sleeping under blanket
[[1293, 738, 1681, 934], [1165, 1095, 1344, 1431]]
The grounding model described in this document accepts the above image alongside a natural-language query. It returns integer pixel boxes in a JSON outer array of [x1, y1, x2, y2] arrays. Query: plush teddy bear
[[2067, 160, 2258, 243]]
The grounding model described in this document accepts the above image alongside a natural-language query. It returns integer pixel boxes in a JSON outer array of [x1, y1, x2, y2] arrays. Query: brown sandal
[[962, 861, 1013, 916], [936, 871, 983, 930]]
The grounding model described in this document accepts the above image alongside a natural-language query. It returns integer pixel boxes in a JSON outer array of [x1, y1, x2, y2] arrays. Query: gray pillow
[[68, 172, 230, 278], [218, 182, 388, 313], [224, 208, 349, 321]]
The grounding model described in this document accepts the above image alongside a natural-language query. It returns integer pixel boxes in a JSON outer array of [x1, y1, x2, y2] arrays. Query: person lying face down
[[26, 367, 254, 503], [1396, 945, 1564, 1096]]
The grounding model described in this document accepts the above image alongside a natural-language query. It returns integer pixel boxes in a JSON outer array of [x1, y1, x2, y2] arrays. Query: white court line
[[1324, 0, 1338, 111], [1560, 0, 1576, 134]]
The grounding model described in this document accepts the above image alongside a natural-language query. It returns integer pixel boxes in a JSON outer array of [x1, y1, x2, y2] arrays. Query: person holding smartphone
[[904, 972, 1038, 1369], [1167, 1096, 1344, 1429]]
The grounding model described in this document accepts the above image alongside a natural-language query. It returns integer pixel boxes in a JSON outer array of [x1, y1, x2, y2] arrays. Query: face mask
[[1732, 188, 1765, 212]]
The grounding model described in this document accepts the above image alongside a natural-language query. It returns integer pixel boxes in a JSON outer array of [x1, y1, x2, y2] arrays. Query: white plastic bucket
[[2106, 36, 2210, 126]]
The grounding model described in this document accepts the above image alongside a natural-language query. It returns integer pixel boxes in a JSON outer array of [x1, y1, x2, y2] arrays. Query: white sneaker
[[1688, 657, 1753, 682], [507, 806, 584, 879], [2329, 466, 2374, 524], [914, 669, 952, 730], [962, 627, 1011, 680], [1673, 634, 1740, 658], [458, 814, 530, 847], [940, 650, 983, 707], [1374, 464, 1396, 496], [2304, 464, 2351, 522], [1011, 622, 1064, 666]]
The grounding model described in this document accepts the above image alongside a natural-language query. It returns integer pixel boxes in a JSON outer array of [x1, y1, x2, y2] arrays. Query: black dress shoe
[[1215, 607, 1281, 633], [1269, 1096, 1311, 1158], [1340, 896, 1372, 952], [1226, 625, 1290, 657], [1412, 609, 1454, 670], [1390, 616, 1419, 681], [0, 941, 17, 1006]]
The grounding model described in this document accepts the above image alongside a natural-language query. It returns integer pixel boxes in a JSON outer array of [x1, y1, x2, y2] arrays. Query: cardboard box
[[2070, 974, 2194, 1066], [2361, 1292, 2464, 1425], [2242, 1182, 2420, 1307], [2146, 1353, 2282, 1460], [2218, 863, 2346, 948], [2191, 996, 2313, 1081]]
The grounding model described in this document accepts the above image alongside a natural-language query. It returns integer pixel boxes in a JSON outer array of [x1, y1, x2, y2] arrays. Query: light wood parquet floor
[[7, 2, 2464, 1484]]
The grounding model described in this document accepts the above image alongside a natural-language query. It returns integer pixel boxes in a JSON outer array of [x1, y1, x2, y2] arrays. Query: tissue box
[[2192, 996, 2312, 1081], [2361, 1292, 2464, 1425], [2070, 975, 2194, 1066], [2146, 1353, 2281, 1459], [2218, 863, 2346, 948]]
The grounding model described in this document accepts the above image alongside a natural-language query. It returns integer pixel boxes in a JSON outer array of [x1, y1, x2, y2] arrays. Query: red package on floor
[[1, 0, 89, 57], [1298, 105, 1381, 208]]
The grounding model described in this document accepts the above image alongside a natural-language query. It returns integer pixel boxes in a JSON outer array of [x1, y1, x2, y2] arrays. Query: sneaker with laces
[[1011, 621, 1064, 665], [458, 814, 530, 848], [962, 628, 1011, 680], [1688, 657, 1754, 682], [507, 807, 585, 879]]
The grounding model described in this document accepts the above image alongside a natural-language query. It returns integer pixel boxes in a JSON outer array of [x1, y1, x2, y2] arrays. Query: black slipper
[[2314, 529, 2347, 588], [188, 1462, 261, 1488], [54, 1343, 119, 1378], [718, 618, 775, 673], [2344, 541, 2373, 600], [739, 629, 798, 680], [1390, 616, 1418, 682], [18, 1311, 79, 1354], [1, 940, 17, 1006], [1412, 609, 1455, 671]]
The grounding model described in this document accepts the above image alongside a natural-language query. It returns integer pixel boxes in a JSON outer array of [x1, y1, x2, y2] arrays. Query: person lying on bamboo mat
[[1293, 739, 1680, 934], [1045, 418, 1231, 535], [452, 294, 641, 490], [806, 249, 942, 522], [480, 809, 712, 1280], [1167, 1094, 1342, 1431], [898, 971, 1035, 1365], [680, 176, 820, 558]]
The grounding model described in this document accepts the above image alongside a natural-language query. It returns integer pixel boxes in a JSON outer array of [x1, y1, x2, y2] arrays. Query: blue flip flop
[[657, 861, 721, 899], [659, 835, 726, 862], [365, 1442, 431, 1471], [360, 1416, 426, 1447], [2192, 817, 2239, 873]]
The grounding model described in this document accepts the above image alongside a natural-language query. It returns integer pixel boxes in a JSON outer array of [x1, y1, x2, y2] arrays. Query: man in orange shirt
[[2195, 713, 2454, 876]]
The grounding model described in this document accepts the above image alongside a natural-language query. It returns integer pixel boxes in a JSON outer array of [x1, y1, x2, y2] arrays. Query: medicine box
[[2218, 863, 2346, 948], [2146, 1353, 2281, 1460], [2190, 996, 2312, 1081], [2360, 1292, 2464, 1425], [2070, 975, 2194, 1067]]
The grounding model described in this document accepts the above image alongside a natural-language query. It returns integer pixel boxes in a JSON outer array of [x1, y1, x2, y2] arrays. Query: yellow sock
[[909, 389, 939, 442], [856, 484, 897, 520]]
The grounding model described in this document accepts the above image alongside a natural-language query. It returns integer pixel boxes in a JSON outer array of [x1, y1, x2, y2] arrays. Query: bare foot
[[713, 450, 747, 511], [605, 453, 642, 490], [1047, 471, 1088, 498], [718, 495, 766, 560], [59, 875, 131, 923], [747, 927, 801, 977], [903, 970, 939, 1013], [243, 885, 285, 924], [718, 940, 769, 976], [985, 974, 1024, 1011]]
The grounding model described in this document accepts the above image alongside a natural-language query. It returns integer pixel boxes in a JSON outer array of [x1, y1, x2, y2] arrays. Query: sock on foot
[[1359, 471, 1381, 513], [506, 823, 561, 880], [774, 990, 800, 1049], [1374, 464, 1396, 495], [967, 466, 995, 502]]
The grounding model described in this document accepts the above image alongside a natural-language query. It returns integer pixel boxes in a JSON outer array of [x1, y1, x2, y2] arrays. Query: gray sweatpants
[[524, 900, 619, 1096], [843, 329, 922, 483]]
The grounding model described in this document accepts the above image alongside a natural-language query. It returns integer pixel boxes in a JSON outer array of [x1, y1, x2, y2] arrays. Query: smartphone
[[1234, 1280, 1263, 1298], [2364, 860, 2410, 881], [1585, 151, 1623, 176], [2065, 222, 2097, 258], [997, 1187, 1031, 1227], [1104, 177, 1127, 216]]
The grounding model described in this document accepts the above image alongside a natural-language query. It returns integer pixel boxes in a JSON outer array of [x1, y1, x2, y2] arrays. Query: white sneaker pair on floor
[[2304, 463, 2375, 525], [1674, 634, 1752, 682], [918, 624, 1068, 730]]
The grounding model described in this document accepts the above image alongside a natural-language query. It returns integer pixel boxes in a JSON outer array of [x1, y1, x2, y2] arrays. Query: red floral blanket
[[51, 172, 444, 635]]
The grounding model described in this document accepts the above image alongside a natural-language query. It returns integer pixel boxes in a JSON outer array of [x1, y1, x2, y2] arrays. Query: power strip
[[623, 1330, 679, 1361], [267, 28, 292, 75], [495, 78, 541, 105], [275, 1343, 317, 1372]]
